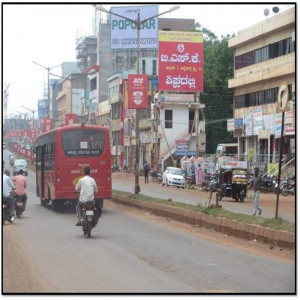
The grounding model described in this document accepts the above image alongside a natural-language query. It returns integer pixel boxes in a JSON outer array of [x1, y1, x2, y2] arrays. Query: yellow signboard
[[267, 163, 279, 176]]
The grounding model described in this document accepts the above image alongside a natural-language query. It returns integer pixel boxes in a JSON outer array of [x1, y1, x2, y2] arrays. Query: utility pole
[[195, 91, 200, 157], [95, 5, 180, 194]]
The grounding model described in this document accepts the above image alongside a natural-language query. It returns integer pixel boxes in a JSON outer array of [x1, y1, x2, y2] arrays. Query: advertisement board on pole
[[110, 6, 158, 50], [128, 74, 148, 109], [158, 30, 203, 92]]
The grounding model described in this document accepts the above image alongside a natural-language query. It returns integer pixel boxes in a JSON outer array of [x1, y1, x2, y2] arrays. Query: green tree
[[193, 23, 236, 154]]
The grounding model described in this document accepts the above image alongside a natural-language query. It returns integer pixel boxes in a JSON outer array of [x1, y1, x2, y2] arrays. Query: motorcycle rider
[[12, 169, 27, 211], [3, 169, 15, 217], [75, 166, 98, 226]]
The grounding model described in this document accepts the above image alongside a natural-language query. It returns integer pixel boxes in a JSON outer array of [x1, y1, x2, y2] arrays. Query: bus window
[[62, 130, 104, 156]]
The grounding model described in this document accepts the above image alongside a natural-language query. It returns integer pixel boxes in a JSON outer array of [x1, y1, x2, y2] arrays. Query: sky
[[2, 2, 295, 119]]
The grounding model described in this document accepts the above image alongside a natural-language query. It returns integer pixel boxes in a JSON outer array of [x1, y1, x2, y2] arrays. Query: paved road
[[2, 150, 295, 293], [112, 172, 295, 223]]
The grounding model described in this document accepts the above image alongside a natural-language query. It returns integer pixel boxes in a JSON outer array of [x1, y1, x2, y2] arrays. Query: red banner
[[43, 118, 52, 133], [158, 31, 203, 92], [65, 114, 77, 126], [30, 129, 37, 140], [128, 74, 148, 109]]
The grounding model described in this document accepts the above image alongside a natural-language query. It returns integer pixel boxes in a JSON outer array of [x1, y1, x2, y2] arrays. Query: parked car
[[162, 167, 185, 189], [13, 159, 28, 176]]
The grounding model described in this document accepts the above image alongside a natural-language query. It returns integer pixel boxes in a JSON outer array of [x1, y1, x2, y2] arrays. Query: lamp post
[[95, 4, 180, 194], [22, 105, 37, 130], [32, 61, 61, 118]]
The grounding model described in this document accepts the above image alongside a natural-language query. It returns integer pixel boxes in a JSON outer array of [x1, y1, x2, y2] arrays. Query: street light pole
[[22, 105, 37, 129], [32, 61, 61, 118], [95, 5, 180, 194]]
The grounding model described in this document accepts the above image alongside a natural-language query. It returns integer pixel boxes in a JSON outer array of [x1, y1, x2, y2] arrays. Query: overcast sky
[[2, 3, 295, 118]]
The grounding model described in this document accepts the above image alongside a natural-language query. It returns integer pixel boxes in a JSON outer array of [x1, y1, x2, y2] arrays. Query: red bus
[[35, 124, 111, 210]]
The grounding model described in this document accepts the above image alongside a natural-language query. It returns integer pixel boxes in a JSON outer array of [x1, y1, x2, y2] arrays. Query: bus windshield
[[62, 130, 105, 156]]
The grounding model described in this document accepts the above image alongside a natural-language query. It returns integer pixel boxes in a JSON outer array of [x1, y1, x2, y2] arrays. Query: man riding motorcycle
[[12, 169, 27, 211], [75, 166, 98, 226], [3, 169, 15, 217]]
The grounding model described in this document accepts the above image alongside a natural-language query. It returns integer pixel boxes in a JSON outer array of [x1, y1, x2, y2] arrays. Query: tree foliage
[[193, 23, 237, 153]]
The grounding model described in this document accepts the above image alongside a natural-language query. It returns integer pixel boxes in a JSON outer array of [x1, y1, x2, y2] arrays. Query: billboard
[[110, 5, 158, 49], [158, 30, 203, 92], [128, 74, 148, 109], [65, 114, 77, 126]]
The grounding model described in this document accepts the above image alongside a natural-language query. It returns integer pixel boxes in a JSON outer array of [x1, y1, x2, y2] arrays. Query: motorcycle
[[261, 175, 277, 193], [186, 175, 196, 186], [15, 194, 25, 218], [157, 172, 163, 184], [281, 177, 295, 196], [111, 163, 120, 173], [3, 197, 15, 225], [202, 174, 215, 192], [80, 200, 101, 238]]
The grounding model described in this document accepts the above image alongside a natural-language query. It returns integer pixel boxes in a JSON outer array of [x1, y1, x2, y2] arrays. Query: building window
[[165, 110, 173, 128], [90, 77, 97, 91], [152, 60, 157, 75], [131, 56, 137, 69], [235, 37, 294, 70], [112, 131, 120, 145], [111, 103, 120, 120], [142, 59, 146, 74]]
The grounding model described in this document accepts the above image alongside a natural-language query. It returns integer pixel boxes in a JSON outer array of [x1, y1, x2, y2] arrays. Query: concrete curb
[[111, 193, 295, 249]]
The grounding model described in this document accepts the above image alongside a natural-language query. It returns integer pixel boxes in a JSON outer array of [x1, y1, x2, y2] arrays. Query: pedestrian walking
[[250, 166, 263, 216], [143, 161, 150, 183]]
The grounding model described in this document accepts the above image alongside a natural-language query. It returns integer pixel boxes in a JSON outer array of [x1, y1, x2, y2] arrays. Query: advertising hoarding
[[65, 114, 77, 126], [110, 6, 158, 49], [128, 74, 148, 109], [158, 31, 204, 92]]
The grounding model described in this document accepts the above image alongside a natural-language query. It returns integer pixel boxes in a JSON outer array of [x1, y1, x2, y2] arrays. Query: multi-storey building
[[228, 7, 295, 171]]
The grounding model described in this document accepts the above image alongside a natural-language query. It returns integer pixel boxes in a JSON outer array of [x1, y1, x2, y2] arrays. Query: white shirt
[[3, 173, 15, 197], [75, 175, 98, 203]]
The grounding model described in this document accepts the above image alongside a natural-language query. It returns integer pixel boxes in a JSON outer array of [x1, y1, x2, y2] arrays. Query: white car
[[162, 167, 185, 189]]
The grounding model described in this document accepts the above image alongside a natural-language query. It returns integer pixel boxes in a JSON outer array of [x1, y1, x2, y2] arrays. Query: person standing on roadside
[[143, 161, 150, 183], [250, 166, 263, 216]]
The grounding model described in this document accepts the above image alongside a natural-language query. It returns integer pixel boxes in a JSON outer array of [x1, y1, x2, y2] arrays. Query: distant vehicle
[[162, 167, 185, 189], [216, 143, 238, 156], [35, 124, 111, 210], [13, 159, 28, 176]]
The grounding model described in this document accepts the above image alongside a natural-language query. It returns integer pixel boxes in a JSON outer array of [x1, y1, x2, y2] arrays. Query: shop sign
[[164, 93, 194, 102], [284, 125, 295, 135], [158, 30, 203, 92], [253, 107, 263, 135], [227, 119, 235, 132], [244, 114, 253, 136], [223, 161, 247, 169], [235, 118, 243, 130], [175, 140, 189, 156], [284, 110, 294, 124], [258, 129, 270, 139], [263, 115, 274, 135], [275, 113, 282, 138]]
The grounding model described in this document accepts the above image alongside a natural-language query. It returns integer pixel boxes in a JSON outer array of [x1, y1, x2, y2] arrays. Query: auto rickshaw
[[218, 166, 248, 202]]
